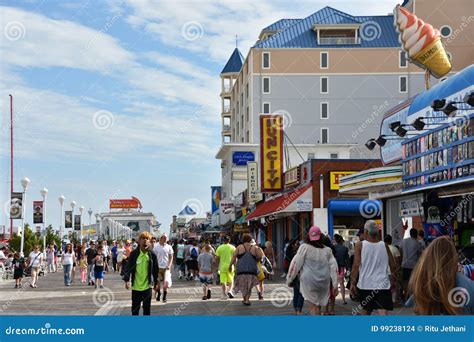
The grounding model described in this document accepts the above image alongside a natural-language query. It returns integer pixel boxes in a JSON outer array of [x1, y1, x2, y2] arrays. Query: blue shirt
[[111, 246, 118, 258]]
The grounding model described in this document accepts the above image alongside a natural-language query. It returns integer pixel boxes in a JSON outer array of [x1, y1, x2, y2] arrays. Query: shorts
[[357, 288, 393, 311], [337, 266, 346, 281], [219, 271, 234, 284], [14, 268, 23, 279], [158, 268, 166, 282], [187, 259, 198, 271], [95, 270, 104, 279], [31, 266, 40, 274], [199, 274, 213, 284], [402, 267, 413, 281], [176, 258, 184, 266]]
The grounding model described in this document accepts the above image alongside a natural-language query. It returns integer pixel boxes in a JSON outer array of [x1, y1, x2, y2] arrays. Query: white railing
[[319, 37, 360, 45]]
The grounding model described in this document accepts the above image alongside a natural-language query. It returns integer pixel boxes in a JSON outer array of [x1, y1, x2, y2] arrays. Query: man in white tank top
[[350, 220, 397, 315]]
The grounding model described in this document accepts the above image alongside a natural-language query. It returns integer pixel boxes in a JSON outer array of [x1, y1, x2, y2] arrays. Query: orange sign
[[260, 115, 283, 192], [330, 172, 357, 190], [109, 197, 142, 209]]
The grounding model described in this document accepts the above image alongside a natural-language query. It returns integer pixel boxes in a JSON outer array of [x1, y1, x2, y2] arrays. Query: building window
[[237, 122, 239, 134], [262, 77, 270, 94], [320, 77, 328, 94], [399, 51, 407, 68], [330, 153, 338, 159], [246, 83, 249, 99], [440, 25, 452, 38], [246, 106, 249, 122], [320, 102, 328, 119], [320, 52, 328, 69], [321, 128, 328, 144], [241, 137, 244, 142], [399, 76, 407, 93], [262, 52, 270, 69], [262, 102, 271, 114], [246, 130, 249, 142]]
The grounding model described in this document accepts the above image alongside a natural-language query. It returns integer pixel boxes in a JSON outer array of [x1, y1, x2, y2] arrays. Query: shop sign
[[285, 166, 300, 187], [330, 171, 357, 190], [300, 161, 312, 186], [110, 197, 142, 209], [220, 201, 234, 211], [232, 151, 255, 166], [260, 115, 283, 192], [247, 162, 262, 203], [296, 199, 312, 211], [400, 198, 424, 217]]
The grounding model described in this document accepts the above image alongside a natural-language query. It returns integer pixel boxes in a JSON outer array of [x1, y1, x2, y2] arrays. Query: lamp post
[[79, 206, 85, 244], [70, 201, 76, 242], [40, 187, 48, 253], [95, 213, 100, 240], [19, 177, 30, 257], [87, 208, 92, 241], [58, 195, 65, 240]]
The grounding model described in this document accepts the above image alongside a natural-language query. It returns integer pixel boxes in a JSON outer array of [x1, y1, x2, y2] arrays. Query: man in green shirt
[[215, 236, 236, 299], [123, 231, 159, 315]]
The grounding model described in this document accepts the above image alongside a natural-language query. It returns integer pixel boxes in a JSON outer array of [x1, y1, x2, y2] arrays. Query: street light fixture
[[58, 195, 65, 240], [79, 206, 85, 244], [71, 201, 76, 242], [40, 187, 48, 253], [19, 177, 30, 257], [87, 208, 92, 241]]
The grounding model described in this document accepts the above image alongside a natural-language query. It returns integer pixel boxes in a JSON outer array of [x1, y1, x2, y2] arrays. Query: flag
[[74, 215, 81, 231], [33, 201, 44, 224], [65, 211, 72, 228], [10, 192, 23, 219]]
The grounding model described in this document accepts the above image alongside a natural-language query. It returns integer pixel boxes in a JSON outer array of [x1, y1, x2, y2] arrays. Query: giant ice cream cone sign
[[394, 5, 451, 78]]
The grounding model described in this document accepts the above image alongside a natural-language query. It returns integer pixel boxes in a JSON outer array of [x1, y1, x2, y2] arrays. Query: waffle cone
[[413, 39, 452, 78]]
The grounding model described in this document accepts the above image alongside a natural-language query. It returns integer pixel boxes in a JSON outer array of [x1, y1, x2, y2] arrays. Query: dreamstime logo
[[92, 287, 114, 308], [92, 110, 114, 130], [4, 21, 26, 41], [360, 21, 381, 41], [181, 198, 204, 216], [270, 287, 292, 308], [448, 287, 470, 308], [359, 199, 380, 219], [181, 21, 203, 41], [273, 110, 293, 131]]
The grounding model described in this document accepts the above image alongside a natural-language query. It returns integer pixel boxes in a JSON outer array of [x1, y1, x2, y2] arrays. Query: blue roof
[[262, 18, 301, 31], [178, 205, 196, 216], [254, 6, 400, 49], [407, 65, 474, 118], [221, 48, 244, 74]]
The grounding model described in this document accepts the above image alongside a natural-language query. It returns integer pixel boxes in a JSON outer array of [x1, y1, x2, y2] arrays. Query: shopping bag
[[164, 269, 172, 288]]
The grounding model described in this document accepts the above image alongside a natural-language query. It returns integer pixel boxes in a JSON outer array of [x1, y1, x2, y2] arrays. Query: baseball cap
[[308, 226, 321, 241]]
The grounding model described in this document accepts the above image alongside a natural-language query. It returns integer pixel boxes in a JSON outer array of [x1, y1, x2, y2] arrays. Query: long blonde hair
[[408, 236, 460, 315]]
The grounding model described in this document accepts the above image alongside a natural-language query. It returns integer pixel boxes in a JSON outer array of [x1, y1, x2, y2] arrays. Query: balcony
[[222, 125, 231, 136], [220, 84, 232, 98], [222, 105, 231, 117], [319, 36, 360, 45]]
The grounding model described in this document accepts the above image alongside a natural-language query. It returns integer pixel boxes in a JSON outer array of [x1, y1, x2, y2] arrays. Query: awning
[[246, 183, 312, 221], [327, 198, 381, 215]]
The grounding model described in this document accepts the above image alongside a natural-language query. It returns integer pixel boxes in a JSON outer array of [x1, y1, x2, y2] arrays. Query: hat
[[308, 226, 321, 241], [250, 239, 256, 246]]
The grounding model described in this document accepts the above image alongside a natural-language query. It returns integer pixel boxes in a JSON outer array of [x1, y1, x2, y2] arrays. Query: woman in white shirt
[[62, 244, 75, 286]]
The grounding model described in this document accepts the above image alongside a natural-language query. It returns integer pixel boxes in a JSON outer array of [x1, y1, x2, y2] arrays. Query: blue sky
[[0, 0, 397, 233]]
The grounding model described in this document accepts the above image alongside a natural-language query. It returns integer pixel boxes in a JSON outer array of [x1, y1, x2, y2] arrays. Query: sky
[[0, 0, 399, 234]]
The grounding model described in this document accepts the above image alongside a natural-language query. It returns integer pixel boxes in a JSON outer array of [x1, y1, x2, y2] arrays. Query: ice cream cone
[[412, 38, 452, 78]]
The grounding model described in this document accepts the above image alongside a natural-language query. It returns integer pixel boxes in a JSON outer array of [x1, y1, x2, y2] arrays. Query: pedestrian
[[286, 226, 338, 315], [79, 254, 88, 284], [281, 238, 290, 278], [252, 240, 266, 300], [94, 246, 105, 289], [264, 241, 275, 280], [400, 228, 423, 301], [85, 241, 97, 286], [417, 230, 426, 249], [153, 234, 174, 303], [27, 245, 43, 288], [111, 241, 118, 272], [287, 240, 304, 315], [408, 236, 474, 315], [215, 235, 236, 299], [176, 239, 186, 279], [46, 244, 55, 273], [333, 234, 350, 305], [71, 243, 79, 284], [62, 243, 75, 286], [384, 234, 401, 304], [350, 220, 397, 315], [187, 241, 200, 281], [198, 244, 214, 300], [230, 234, 264, 306], [12, 252, 26, 288], [101, 240, 110, 273], [123, 231, 159, 316], [53, 242, 59, 272], [117, 242, 125, 274]]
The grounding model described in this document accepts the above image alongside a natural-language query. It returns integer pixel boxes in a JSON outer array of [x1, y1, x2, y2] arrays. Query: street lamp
[[40, 187, 48, 253], [79, 206, 85, 244], [87, 208, 92, 241], [95, 213, 100, 240], [71, 201, 76, 242], [58, 195, 65, 240], [19, 177, 30, 257]]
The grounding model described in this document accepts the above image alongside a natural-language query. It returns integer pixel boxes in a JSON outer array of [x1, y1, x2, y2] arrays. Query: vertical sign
[[247, 162, 262, 203], [65, 211, 72, 228], [211, 186, 221, 214], [33, 201, 44, 224], [74, 215, 81, 231], [10, 192, 23, 219], [260, 115, 283, 192]]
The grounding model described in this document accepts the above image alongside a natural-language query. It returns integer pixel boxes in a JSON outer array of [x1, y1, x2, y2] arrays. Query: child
[[79, 255, 88, 284], [12, 252, 25, 288], [94, 246, 105, 289], [197, 244, 214, 300]]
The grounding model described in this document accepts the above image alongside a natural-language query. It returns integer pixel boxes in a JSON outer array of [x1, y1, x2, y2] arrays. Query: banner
[[247, 162, 262, 203], [74, 214, 81, 231], [109, 197, 141, 209], [260, 115, 283, 192], [10, 192, 23, 219], [211, 186, 221, 214], [33, 201, 44, 224], [65, 211, 72, 228]]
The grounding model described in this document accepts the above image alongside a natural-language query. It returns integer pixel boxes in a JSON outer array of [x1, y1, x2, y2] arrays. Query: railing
[[319, 37, 360, 45], [222, 125, 231, 134]]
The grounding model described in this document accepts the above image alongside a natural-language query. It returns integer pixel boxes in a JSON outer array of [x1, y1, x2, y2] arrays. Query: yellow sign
[[260, 115, 283, 192], [330, 171, 357, 190]]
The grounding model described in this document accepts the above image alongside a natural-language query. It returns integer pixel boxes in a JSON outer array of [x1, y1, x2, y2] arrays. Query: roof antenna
[[235, 34, 238, 49]]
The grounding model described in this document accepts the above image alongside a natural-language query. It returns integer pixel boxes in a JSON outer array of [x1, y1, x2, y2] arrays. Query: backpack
[[190, 247, 198, 259]]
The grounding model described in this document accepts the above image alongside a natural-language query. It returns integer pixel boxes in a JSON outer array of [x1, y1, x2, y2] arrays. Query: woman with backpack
[[187, 241, 199, 281], [286, 226, 338, 315]]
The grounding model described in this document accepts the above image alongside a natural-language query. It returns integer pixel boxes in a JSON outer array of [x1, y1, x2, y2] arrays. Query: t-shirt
[[197, 252, 213, 273], [153, 243, 174, 269], [215, 243, 236, 273], [94, 254, 104, 273], [62, 252, 74, 266], [29, 251, 42, 267], [0, 251, 6, 260], [111, 246, 118, 258], [13, 257, 25, 270], [176, 244, 185, 259], [86, 248, 98, 265], [401, 237, 422, 269], [388, 244, 400, 258], [132, 250, 150, 291]]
